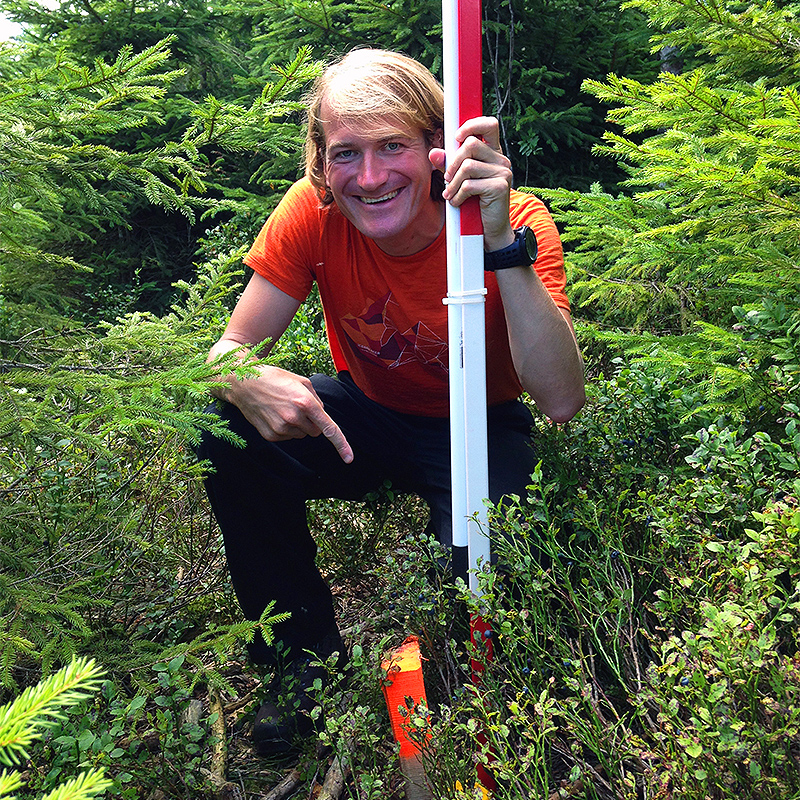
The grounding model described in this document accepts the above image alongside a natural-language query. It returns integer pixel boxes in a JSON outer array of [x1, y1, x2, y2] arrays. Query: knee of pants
[[196, 400, 272, 466]]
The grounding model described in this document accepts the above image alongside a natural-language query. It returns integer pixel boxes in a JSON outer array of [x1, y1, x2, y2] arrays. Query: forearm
[[206, 337, 264, 403], [497, 267, 585, 423]]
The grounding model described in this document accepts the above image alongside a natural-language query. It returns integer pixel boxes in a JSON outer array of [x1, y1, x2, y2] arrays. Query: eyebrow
[[326, 140, 357, 151]]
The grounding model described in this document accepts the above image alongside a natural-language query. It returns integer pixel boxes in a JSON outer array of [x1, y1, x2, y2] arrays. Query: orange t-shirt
[[244, 178, 568, 417]]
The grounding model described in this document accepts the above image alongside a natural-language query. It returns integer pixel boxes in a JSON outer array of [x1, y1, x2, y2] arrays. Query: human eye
[[330, 148, 356, 161], [384, 141, 403, 153]]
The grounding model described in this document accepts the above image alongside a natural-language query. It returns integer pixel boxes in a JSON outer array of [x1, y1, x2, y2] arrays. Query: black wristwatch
[[484, 226, 538, 271]]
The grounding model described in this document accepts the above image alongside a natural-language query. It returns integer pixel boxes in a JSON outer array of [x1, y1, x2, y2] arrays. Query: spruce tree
[[0, 38, 207, 319], [0, 1, 317, 315], [540, 0, 800, 417], [0, 40, 315, 687]]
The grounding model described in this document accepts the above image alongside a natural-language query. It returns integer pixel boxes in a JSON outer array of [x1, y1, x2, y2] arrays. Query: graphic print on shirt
[[340, 292, 448, 373]]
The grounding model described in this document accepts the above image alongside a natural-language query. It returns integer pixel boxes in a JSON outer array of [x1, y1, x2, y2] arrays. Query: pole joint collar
[[442, 288, 487, 305]]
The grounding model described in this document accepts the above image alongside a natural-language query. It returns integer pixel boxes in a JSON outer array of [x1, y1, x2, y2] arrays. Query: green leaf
[[127, 696, 146, 714], [167, 655, 185, 674]]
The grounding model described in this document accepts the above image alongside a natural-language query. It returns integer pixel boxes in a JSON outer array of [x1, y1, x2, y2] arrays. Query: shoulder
[[243, 179, 334, 298], [277, 177, 327, 217], [509, 188, 552, 223], [257, 178, 348, 248], [509, 188, 562, 253], [276, 177, 347, 231]]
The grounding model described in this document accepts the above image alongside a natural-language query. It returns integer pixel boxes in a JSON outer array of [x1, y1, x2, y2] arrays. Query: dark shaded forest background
[[1, 0, 799, 797]]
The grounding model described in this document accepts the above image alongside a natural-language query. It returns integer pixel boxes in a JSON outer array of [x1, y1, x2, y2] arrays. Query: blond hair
[[304, 49, 445, 204]]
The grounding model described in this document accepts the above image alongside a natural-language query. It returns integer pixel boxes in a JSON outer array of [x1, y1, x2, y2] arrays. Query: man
[[199, 48, 585, 754]]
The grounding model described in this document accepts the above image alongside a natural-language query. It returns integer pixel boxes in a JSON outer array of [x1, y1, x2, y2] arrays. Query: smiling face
[[321, 107, 444, 256]]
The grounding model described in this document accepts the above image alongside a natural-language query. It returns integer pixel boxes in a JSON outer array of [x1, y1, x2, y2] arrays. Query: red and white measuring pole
[[442, 0, 488, 596], [443, 1, 497, 792]]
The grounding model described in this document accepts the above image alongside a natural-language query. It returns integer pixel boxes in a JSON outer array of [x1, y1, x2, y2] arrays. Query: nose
[[357, 151, 387, 190]]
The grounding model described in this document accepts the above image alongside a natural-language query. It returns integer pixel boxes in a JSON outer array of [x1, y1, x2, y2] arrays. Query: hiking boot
[[252, 627, 347, 755]]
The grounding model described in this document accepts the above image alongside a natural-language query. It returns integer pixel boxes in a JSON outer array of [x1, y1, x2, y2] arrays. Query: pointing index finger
[[309, 405, 354, 464]]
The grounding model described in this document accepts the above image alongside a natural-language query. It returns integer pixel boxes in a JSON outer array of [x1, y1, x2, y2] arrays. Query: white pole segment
[[442, 0, 489, 593]]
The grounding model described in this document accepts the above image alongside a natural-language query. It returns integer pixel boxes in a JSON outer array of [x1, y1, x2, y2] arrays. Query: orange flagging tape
[[381, 635, 431, 759]]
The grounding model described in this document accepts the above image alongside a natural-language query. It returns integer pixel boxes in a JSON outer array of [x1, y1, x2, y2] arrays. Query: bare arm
[[494, 270, 585, 422], [208, 272, 353, 462], [429, 117, 585, 422]]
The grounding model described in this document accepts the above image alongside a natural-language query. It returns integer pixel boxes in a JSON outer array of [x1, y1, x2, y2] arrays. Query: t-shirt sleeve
[[509, 190, 569, 311], [243, 179, 321, 303]]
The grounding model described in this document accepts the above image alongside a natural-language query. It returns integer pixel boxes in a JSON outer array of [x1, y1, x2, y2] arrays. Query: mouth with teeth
[[358, 189, 400, 205]]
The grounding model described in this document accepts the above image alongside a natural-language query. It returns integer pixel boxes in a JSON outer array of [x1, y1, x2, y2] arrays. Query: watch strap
[[484, 226, 538, 271]]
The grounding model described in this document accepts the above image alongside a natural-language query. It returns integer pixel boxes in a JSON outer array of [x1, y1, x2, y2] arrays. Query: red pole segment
[[457, 0, 483, 238]]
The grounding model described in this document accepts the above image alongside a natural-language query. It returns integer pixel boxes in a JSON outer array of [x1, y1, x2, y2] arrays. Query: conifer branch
[[38, 769, 111, 800], [0, 657, 104, 765]]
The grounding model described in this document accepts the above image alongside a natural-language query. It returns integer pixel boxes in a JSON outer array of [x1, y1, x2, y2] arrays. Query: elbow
[[517, 349, 587, 422], [546, 386, 586, 423], [528, 379, 586, 423]]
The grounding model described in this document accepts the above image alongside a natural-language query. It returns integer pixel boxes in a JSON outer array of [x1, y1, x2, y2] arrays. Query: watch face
[[485, 226, 538, 270], [523, 227, 538, 263]]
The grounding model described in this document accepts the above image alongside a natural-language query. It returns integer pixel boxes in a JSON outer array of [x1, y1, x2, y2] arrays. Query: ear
[[431, 127, 444, 149]]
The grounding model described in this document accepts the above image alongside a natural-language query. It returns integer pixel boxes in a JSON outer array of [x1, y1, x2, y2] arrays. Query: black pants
[[198, 372, 536, 663]]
